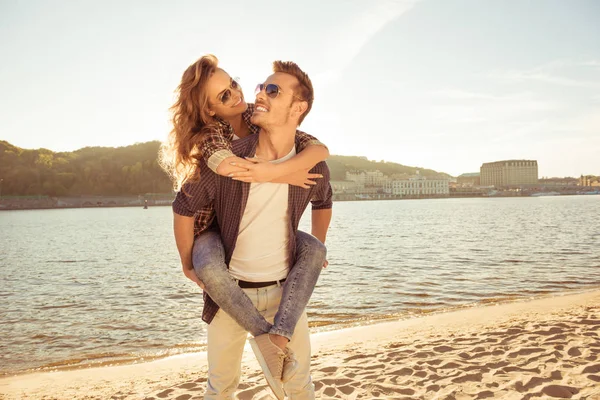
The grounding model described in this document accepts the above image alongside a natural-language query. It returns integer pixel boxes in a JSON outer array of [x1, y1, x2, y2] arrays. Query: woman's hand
[[228, 157, 280, 183], [229, 157, 323, 188]]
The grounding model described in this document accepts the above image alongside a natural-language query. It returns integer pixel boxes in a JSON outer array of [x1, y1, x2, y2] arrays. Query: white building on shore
[[384, 175, 449, 197], [330, 180, 361, 194], [345, 170, 388, 187]]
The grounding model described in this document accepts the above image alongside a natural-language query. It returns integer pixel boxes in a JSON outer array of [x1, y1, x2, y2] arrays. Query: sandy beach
[[2, 290, 599, 400]]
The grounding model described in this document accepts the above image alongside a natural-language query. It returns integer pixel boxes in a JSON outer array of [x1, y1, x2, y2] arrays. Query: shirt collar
[[213, 103, 260, 137]]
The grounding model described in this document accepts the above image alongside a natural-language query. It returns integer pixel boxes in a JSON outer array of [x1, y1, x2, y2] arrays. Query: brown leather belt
[[237, 278, 286, 289]]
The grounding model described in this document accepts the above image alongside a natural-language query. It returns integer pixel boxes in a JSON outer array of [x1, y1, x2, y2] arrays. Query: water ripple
[[1, 196, 600, 375]]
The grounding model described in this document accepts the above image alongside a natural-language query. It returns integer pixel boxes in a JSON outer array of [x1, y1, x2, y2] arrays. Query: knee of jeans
[[193, 253, 227, 283], [307, 240, 327, 265], [193, 239, 225, 278], [194, 260, 220, 282]]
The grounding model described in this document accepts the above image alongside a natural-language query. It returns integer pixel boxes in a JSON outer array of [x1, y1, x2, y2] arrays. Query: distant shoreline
[[1, 191, 599, 211]]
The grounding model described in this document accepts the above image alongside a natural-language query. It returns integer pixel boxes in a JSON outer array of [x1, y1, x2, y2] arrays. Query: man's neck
[[256, 127, 296, 161], [223, 114, 249, 139]]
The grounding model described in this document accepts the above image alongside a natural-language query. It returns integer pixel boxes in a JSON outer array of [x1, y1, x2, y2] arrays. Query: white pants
[[205, 283, 315, 399]]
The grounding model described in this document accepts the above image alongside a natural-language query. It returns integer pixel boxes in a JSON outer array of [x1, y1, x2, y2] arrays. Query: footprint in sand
[[495, 366, 541, 375], [362, 374, 379, 380], [482, 337, 499, 343], [318, 366, 338, 373], [390, 367, 413, 376], [517, 376, 553, 391], [317, 378, 354, 386], [433, 345, 454, 353], [176, 383, 200, 390], [439, 361, 461, 369], [487, 361, 510, 369], [452, 337, 475, 343], [413, 351, 435, 358], [587, 374, 600, 382], [363, 363, 385, 370], [507, 347, 544, 358], [505, 328, 525, 334], [470, 351, 493, 360], [463, 365, 490, 374], [426, 384, 440, 392], [386, 342, 405, 349], [344, 354, 369, 362], [532, 326, 564, 335], [579, 319, 600, 325], [582, 363, 600, 374], [156, 389, 174, 398], [541, 384, 580, 398], [337, 385, 354, 395], [363, 383, 415, 396], [566, 346, 582, 356], [544, 333, 568, 342], [451, 372, 482, 384], [413, 370, 427, 378]]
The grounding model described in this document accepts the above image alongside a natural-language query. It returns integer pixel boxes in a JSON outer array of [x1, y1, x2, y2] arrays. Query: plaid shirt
[[193, 103, 326, 237], [173, 133, 333, 324]]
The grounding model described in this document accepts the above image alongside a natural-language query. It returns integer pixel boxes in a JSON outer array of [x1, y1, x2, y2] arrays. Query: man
[[172, 61, 333, 400]]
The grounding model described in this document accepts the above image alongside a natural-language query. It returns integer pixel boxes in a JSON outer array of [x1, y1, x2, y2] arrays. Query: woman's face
[[205, 68, 247, 119]]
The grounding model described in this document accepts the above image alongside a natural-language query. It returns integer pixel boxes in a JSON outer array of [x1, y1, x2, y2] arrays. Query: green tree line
[[0, 140, 172, 197], [0, 140, 451, 197]]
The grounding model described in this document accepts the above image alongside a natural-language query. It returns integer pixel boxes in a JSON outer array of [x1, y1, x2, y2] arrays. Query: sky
[[1, 0, 599, 177]]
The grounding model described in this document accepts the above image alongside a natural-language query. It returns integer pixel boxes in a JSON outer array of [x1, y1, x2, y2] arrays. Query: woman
[[160, 55, 329, 384]]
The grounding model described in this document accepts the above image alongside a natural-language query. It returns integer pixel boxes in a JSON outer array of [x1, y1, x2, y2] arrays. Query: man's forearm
[[311, 208, 332, 244], [174, 212, 196, 270], [273, 145, 329, 181]]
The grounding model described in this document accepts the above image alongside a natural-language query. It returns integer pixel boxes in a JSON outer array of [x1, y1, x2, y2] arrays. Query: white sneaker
[[282, 347, 299, 383], [249, 334, 285, 400]]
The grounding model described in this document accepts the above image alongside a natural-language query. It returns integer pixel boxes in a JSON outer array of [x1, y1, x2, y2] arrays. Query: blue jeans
[[192, 230, 326, 340]]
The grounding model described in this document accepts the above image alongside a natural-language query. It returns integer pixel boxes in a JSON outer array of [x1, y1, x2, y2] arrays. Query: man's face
[[251, 72, 303, 129]]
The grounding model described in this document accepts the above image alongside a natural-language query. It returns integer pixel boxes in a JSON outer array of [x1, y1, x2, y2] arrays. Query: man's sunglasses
[[217, 77, 241, 105], [254, 83, 305, 101]]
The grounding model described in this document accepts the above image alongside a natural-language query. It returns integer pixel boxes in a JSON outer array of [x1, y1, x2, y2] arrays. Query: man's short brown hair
[[272, 61, 314, 125]]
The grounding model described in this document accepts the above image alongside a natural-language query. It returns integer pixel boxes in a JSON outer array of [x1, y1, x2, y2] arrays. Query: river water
[[1, 196, 599, 375]]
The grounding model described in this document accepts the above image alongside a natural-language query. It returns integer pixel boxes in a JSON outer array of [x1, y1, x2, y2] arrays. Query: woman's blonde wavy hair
[[159, 55, 219, 191]]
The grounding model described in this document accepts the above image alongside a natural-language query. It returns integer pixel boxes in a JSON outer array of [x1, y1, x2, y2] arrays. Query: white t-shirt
[[229, 146, 296, 282]]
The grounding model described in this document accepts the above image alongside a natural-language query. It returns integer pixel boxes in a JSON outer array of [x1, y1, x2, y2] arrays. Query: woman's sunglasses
[[254, 83, 305, 101], [218, 77, 241, 105]]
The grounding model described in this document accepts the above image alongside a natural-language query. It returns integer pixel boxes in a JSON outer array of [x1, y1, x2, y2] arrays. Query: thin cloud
[[427, 89, 558, 126], [314, 0, 420, 86], [488, 60, 600, 88]]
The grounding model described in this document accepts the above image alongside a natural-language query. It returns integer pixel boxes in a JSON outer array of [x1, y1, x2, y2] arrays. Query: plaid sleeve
[[311, 162, 333, 210], [172, 167, 215, 216], [200, 125, 235, 173], [296, 130, 328, 152]]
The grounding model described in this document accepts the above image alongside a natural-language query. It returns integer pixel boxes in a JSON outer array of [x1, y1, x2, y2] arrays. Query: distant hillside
[[0, 140, 451, 197], [327, 155, 452, 181], [0, 140, 171, 197]]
